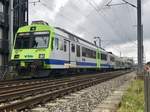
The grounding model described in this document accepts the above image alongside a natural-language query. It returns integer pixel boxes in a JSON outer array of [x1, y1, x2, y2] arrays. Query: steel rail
[[0, 78, 50, 86], [0, 71, 121, 87], [0, 71, 124, 102], [0, 71, 121, 91]]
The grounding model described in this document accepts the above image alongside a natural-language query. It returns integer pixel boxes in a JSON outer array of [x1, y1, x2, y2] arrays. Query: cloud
[[29, 0, 150, 62], [106, 41, 137, 62]]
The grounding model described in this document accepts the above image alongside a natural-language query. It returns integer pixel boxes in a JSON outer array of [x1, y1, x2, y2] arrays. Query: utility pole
[[9, 0, 13, 60], [94, 37, 101, 48], [137, 0, 143, 75], [105, 0, 143, 74], [120, 51, 121, 57]]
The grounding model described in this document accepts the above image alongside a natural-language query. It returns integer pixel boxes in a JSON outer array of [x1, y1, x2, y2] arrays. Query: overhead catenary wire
[[38, 0, 97, 38], [90, 0, 137, 46], [72, 0, 136, 47], [104, 2, 135, 44], [30, 0, 137, 51], [30, 0, 127, 43], [34, 0, 106, 42], [85, 0, 122, 41], [111, 5, 137, 46], [85, 0, 124, 41], [85, 0, 137, 57]]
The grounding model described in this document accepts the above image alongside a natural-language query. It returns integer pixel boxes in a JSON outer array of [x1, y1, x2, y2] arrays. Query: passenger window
[[82, 47, 96, 59], [71, 44, 75, 52], [55, 38, 59, 50], [64, 40, 67, 52], [77, 45, 80, 57], [60, 40, 64, 51], [101, 53, 107, 61], [110, 56, 115, 62], [82, 47, 86, 57]]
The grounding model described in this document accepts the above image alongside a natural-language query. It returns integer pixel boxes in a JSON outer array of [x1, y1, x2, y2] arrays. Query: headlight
[[39, 54, 45, 59]]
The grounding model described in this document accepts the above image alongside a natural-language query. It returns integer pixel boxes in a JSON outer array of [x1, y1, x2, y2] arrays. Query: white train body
[[49, 27, 133, 70]]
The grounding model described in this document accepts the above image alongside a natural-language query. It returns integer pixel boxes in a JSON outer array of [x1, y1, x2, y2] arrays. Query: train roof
[[55, 27, 106, 52]]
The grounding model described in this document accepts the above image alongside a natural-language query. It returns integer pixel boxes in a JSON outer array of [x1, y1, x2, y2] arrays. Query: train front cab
[[11, 23, 55, 77]]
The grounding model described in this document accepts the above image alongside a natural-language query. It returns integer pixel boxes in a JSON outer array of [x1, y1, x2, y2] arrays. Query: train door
[[64, 39, 70, 62], [69, 42, 76, 67], [52, 37, 70, 68], [76, 44, 81, 66]]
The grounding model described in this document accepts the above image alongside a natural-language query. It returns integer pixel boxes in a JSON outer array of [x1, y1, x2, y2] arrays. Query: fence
[[0, 65, 9, 80]]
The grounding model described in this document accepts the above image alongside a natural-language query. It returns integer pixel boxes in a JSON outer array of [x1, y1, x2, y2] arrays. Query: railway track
[[0, 71, 115, 87], [0, 70, 131, 111], [0, 71, 123, 90]]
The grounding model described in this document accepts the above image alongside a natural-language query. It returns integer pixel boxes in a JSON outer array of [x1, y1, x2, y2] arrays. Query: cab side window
[[55, 38, 59, 50], [71, 44, 75, 52], [76, 45, 80, 57], [60, 39, 64, 51], [64, 40, 67, 52], [101, 53, 107, 61]]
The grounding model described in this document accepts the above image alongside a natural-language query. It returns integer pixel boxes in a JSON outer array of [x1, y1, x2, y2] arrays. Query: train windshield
[[14, 31, 50, 49]]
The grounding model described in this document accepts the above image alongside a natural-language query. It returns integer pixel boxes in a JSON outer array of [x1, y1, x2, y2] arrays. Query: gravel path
[[31, 72, 135, 112]]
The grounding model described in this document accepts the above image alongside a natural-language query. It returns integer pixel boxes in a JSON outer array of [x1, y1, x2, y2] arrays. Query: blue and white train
[[11, 21, 133, 77]]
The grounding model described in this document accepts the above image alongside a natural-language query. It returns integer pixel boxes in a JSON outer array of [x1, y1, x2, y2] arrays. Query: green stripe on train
[[96, 49, 101, 68]]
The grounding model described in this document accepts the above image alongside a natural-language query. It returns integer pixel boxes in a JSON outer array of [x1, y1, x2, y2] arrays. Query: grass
[[118, 79, 144, 112]]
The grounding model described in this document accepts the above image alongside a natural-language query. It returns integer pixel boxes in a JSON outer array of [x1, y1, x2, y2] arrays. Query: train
[[10, 20, 133, 77]]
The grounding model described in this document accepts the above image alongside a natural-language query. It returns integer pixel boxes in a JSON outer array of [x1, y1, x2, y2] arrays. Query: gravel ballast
[[31, 72, 135, 112]]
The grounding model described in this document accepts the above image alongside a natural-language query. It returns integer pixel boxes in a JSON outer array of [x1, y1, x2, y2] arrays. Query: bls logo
[[24, 55, 33, 58]]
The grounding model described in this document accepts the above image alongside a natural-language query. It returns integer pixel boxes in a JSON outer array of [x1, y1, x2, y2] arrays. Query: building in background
[[0, 0, 28, 66]]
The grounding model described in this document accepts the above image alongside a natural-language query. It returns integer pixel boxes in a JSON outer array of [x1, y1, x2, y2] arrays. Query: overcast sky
[[29, 0, 150, 63]]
